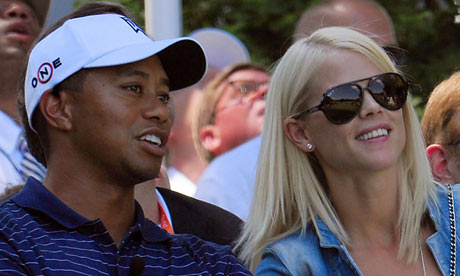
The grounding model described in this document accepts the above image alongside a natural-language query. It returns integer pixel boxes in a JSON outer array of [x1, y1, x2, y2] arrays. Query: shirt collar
[[13, 178, 170, 242], [316, 217, 342, 248], [133, 199, 170, 243], [0, 111, 22, 154]]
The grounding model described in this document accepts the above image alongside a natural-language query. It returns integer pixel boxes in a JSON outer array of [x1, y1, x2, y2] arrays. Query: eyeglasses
[[229, 80, 268, 95], [288, 72, 408, 125], [215, 80, 268, 113]]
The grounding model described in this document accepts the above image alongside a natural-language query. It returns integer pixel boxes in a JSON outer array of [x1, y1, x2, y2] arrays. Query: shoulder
[[266, 229, 321, 264], [195, 138, 261, 199], [201, 136, 261, 177], [157, 188, 243, 246], [256, 229, 324, 276], [0, 201, 35, 267], [0, 200, 26, 229], [168, 234, 251, 275]]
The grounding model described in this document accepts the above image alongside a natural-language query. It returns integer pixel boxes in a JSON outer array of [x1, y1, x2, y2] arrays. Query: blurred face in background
[[211, 68, 269, 155], [0, 0, 40, 59]]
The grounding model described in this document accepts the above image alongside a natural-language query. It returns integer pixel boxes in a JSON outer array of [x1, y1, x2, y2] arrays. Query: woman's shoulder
[[256, 227, 326, 276], [266, 228, 319, 254]]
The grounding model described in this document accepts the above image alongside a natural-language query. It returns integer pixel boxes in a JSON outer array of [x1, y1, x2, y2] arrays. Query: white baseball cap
[[189, 28, 250, 70], [25, 13, 207, 129]]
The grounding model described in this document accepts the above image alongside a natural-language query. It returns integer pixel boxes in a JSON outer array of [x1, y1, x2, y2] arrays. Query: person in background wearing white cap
[[193, 0, 400, 221], [0, 2, 252, 275], [166, 28, 250, 196], [0, 0, 49, 194]]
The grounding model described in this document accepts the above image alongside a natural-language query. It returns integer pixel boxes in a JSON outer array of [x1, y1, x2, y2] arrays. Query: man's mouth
[[139, 134, 162, 146], [6, 22, 33, 43]]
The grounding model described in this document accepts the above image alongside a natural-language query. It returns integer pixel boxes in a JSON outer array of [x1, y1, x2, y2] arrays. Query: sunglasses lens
[[369, 74, 407, 111], [322, 85, 362, 124]]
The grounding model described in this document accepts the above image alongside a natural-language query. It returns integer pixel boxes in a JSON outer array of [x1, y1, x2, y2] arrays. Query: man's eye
[[126, 85, 142, 94], [158, 94, 170, 103]]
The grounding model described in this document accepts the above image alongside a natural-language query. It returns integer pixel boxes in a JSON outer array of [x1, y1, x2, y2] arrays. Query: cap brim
[[157, 39, 207, 91], [85, 37, 206, 91]]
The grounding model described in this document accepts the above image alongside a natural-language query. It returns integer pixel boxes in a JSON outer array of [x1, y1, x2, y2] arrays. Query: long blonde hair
[[236, 27, 438, 272]]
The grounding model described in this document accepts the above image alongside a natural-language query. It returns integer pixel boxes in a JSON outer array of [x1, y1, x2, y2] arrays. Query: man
[[0, 3, 251, 275], [167, 28, 250, 196], [421, 71, 460, 184], [193, 63, 269, 163], [194, 0, 399, 220], [0, 0, 49, 192]]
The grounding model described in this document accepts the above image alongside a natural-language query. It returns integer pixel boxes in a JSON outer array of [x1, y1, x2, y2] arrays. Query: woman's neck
[[326, 166, 401, 244]]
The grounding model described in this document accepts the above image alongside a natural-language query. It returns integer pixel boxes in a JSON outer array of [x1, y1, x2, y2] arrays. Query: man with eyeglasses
[[193, 63, 269, 218], [192, 63, 269, 163], [422, 71, 460, 185]]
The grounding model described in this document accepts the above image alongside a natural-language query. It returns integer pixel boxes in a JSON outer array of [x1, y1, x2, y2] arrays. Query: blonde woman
[[237, 26, 458, 275]]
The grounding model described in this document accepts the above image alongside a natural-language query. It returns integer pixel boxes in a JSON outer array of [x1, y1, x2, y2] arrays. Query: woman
[[237, 26, 458, 275]]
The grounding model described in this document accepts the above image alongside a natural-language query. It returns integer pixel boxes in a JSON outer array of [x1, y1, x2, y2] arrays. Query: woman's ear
[[283, 118, 314, 152], [39, 89, 74, 131]]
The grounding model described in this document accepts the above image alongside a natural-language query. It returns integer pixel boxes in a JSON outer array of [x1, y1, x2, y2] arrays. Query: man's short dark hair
[[17, 2, 131, 166]]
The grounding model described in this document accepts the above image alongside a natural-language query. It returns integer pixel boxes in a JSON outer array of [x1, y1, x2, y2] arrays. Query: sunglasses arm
[[288, 106, 321, 120]]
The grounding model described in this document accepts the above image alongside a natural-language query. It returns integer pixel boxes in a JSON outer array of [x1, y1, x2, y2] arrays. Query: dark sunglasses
[[288, 72, 408, 125]]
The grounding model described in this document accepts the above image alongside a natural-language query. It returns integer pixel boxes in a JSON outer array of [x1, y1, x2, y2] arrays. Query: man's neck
[[43, 156, 138, 247], [134, 180, 159, 224]]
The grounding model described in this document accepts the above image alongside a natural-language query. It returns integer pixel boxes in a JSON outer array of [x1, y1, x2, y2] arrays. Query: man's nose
[[246, 83, 268, 103], [4, 2, 33, 21]]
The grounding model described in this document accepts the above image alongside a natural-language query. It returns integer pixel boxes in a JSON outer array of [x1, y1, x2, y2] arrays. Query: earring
[[306, 143, 313, 150]]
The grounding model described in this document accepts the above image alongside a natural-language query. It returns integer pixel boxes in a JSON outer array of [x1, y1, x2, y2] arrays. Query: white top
[[194, 136, 261, 221], [168, 166, 197, 197], [0, 111, 23, 193]]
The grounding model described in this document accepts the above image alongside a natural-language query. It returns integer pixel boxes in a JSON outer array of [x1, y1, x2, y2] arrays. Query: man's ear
[[426, 144, 454, 184], [39, 89, 74, 131], [199, 125, 222, 154], [283, 118, 314, 152]]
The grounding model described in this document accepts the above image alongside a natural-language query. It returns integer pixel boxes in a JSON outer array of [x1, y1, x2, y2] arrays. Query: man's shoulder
[[0, 199, 24, 226], [157, 187, 243, 245]]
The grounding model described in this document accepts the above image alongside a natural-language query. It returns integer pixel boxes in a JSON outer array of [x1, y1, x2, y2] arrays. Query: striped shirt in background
[[0, 178, 252, 275]]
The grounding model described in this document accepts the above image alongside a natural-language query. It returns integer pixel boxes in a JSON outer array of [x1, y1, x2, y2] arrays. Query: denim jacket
[[255, 184, 460, 275]]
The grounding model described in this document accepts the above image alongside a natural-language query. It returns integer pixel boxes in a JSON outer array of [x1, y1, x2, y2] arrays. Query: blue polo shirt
[[0, 178, 252, 275]]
